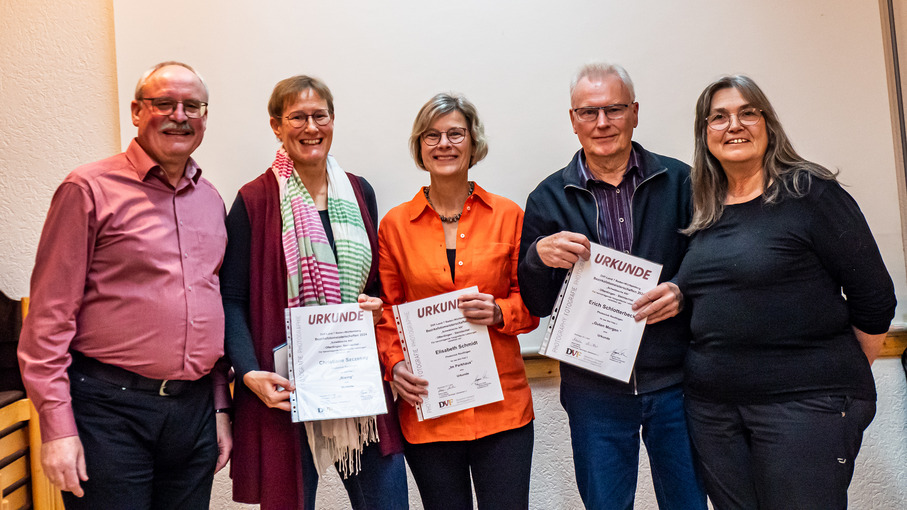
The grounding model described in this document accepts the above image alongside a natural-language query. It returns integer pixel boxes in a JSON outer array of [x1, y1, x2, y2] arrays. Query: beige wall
[[2, 1, 905, 508], [0, 0, 120, 298]]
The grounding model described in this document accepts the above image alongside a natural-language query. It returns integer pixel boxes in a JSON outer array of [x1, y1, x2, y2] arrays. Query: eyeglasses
[[572, 104, 632, 122], [284, 110, 332, 128], [140, 97, 207, 118], [421, 127, 468, 146], [706, 107, 763, 131]]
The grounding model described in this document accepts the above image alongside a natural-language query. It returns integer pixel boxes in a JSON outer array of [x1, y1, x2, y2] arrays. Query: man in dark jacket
[[518, 63, 706, 509]]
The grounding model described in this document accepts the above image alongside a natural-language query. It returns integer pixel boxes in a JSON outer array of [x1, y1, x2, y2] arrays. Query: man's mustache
[[160, 120, 194, 134]]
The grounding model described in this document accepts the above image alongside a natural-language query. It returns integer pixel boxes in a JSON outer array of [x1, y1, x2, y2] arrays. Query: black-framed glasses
[[421, 127, 468, 146], [572, 103, 632, 122], [285, 109, 332, 128], [140, 97, 207, 118], [706, 107, 763, 130]]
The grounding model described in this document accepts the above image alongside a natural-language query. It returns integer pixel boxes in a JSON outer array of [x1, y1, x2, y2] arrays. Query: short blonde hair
[[267, 75, 334, 119], [409, 93, 488, 170]]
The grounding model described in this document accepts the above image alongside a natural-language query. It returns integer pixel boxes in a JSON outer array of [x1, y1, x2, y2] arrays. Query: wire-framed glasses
[[140, 97, 208, 118]]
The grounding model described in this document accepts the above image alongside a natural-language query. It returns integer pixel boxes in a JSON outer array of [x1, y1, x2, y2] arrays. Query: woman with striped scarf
[[221, 75, 407, 510]]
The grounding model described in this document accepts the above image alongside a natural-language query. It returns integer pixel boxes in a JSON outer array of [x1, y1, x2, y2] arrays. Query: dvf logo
[[565, 348, 581, 358], [438, 399, 454, 408]]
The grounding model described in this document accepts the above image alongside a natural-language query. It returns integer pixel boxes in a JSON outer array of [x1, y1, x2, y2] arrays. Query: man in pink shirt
[[18, 61, 231, 509]]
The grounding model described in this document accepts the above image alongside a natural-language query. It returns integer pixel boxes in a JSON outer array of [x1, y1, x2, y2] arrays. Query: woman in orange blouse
[[377, 93, 539, 510]]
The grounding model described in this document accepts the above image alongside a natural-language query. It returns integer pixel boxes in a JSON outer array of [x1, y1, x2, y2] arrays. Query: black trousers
[[685, 395, 876, 510], [62, 370, 218, 510], [403, 421, 534, 510]]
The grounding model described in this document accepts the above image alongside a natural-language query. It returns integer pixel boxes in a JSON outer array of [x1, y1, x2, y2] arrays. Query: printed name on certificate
[[539, 243, 663, 382], [393, 286, 504, 420]]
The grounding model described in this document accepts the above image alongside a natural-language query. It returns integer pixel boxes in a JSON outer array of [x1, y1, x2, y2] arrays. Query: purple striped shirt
[[577, 149, 645, 253]]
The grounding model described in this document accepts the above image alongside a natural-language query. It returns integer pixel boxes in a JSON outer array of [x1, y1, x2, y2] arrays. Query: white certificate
[[393, 286, 504, 421], [284, 303, 387, 422], [539, 243, 663, 382]]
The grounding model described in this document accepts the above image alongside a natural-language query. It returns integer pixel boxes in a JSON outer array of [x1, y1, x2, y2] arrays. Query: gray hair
[[409, 93, 488, 170], [134, 61, 208, 100], [569, 62, 636, 104], [683, 74, 837, 235]]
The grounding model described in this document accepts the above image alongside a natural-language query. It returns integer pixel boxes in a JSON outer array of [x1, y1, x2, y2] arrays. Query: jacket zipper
[[566, 165, 668, 396]]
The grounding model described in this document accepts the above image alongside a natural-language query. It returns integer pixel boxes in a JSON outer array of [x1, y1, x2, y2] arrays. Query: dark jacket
[[518, 142, 693, 394]]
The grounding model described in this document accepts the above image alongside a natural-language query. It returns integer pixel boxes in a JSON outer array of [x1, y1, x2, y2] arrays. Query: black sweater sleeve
[[807, 180, 896, 334], [221, 194, 260, 381]]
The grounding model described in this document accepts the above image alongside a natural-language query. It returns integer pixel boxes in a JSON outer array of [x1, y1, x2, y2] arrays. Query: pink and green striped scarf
[[272, 148, 371, 307]]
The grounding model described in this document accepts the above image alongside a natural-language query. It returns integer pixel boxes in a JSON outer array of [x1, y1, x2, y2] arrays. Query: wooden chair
[[0, 295, 63, 510]]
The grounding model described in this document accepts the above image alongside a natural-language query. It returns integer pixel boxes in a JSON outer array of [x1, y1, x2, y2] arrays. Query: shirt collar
[[578, 146, 644, 187], [406, 182, 494, 222], [125, 138, 203, 186]]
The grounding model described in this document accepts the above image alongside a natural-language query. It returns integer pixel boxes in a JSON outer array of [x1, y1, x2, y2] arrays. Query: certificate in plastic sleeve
[[393, 286, 504, 421], [284, 303, 387, 422], [539, 243, 663, 382]]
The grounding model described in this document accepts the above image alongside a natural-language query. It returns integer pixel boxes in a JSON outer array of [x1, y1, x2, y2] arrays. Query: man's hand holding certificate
[[539, 243, 663, 382], [393, 287, 504, 421]]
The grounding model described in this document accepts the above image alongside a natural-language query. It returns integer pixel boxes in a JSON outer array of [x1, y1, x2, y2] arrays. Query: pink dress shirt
[[19, 139, 229, 442]]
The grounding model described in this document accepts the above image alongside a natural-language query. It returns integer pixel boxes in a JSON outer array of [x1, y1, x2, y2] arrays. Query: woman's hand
[[632, 282, 683, 324], [358, 293, 383, 326], [391, 361, 428, 406], [243, 370, 295, 411], [458, 292, 503, 326]]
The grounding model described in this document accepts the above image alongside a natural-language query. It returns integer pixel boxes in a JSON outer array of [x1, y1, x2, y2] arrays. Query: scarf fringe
[[305, 416, 380, 478]]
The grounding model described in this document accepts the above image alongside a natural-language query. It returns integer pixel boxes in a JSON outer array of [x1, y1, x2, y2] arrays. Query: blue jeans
[[300, 430, 408, 510], [560, 381, 707, 510]]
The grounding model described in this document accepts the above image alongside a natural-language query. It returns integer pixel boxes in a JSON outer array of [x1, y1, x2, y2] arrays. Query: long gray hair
[[683, 75, 837, 235]]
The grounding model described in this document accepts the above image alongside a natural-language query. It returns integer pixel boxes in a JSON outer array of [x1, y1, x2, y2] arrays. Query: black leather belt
[[69, 351, 195, 397]]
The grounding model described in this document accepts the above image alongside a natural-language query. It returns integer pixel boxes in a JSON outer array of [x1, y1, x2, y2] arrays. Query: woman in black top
[[671, 75, 896, 509]]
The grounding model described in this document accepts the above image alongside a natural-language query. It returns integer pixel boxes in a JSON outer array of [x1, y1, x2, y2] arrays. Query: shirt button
[[619, 218, 625, 223], [458, 261, 464, 266], [460, 233, 465, 238], [616, 189, 620, 193], [188, 286, 192, 292], [466, 206, 471, 211], [190, 320, 195, 326], [179, 220, 184, 226], [184, 252, 189, 258]]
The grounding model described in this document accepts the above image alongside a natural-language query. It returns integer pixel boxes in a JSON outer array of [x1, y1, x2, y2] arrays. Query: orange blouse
[[377, 183, 539, 444]]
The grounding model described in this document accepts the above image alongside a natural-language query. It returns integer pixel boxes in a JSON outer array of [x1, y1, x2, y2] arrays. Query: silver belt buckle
[[159, 380, 170, 396]]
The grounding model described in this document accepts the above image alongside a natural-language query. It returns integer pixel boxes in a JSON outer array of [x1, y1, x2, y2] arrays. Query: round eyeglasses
[[284, 109, 332, 128], [421, 127, 468, 146], [140, 97, 208, 118], [706, 107, 763, 131]]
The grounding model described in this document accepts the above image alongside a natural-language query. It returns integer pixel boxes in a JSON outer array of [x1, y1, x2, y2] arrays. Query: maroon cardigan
[[230, 170, 403, 508]]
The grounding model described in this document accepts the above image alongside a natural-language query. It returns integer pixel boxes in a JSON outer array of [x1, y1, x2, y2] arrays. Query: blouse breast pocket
[[471, 242, 515, 297]]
